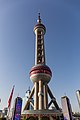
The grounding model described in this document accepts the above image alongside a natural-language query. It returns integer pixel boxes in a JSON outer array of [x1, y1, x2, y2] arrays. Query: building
[[73, 112, 80, 120], [22, 88, 33, 112], [61, 96, 73, 120], [0, 110, 2, 118], [2, 107, 8, 118], [76, 90, 80, 109], [22, 14, 63, 120], [12, 97, 22, 120]]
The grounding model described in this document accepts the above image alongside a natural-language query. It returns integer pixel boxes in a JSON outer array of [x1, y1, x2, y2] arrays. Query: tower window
[[38, 57, 42, 63], [38, 35, 41, 39], [38, 44, 42, 48], [38, 31, 41, 34], [38, 39, 41, 44]]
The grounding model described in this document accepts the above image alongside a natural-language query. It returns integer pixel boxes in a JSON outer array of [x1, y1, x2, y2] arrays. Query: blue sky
[[0, 0, 80, 112]]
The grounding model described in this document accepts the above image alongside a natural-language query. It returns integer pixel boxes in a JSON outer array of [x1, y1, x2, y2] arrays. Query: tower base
[[21, 110, 63, 120]]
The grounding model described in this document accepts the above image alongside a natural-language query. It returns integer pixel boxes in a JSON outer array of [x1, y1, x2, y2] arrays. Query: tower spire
[[37, 13, 41, 23]]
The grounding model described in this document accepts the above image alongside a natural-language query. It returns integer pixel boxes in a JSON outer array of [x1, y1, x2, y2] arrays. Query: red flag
[[8, 85, 15, 108]]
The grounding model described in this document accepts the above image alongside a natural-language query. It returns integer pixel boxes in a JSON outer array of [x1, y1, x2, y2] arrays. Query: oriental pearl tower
[[22, 14, 62, 120]]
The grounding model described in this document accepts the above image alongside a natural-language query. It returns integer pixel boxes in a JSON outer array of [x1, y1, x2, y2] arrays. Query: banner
[[8, 85, 15, 108]]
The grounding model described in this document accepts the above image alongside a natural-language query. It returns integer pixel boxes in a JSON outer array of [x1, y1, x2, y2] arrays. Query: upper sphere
[[34, 23, 46, 33], [34, 13, 46, 34], [30, 64, 52, 83]]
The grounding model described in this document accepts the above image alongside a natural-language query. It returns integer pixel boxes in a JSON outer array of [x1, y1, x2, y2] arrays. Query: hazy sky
[[0, 0, 80, 112]]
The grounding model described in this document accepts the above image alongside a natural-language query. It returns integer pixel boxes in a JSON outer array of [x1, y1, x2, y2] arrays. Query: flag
[[8, 85, 15, 108]]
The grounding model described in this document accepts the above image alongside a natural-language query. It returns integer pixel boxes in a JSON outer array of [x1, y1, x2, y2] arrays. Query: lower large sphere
[[30, 64, 52, 83]]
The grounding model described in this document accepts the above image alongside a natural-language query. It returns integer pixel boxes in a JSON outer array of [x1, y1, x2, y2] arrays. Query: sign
[[13, 97, 22, 120]]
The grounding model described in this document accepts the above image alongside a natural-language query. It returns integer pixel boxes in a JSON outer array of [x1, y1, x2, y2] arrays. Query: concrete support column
[[34, 82, 38, 110], [38, 80, 44, 110], [44, 84, 48, 109]]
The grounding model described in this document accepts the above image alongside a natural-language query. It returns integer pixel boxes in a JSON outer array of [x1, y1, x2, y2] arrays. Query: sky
[[0, 0, 80, 112]]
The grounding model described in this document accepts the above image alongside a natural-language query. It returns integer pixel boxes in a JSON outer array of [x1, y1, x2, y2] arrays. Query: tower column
[[44, 84, 48, 109], [35, 30, 38, 65], [38, 80, 44, 110], [34, 82, 38, 110]]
